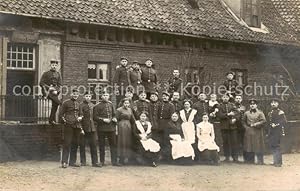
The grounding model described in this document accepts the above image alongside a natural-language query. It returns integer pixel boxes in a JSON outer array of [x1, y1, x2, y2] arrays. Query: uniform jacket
[[141, 66, 157, 92], [40, 69, 62, 96], [268, 108, 287, 146], [168, 77, 183, 93], [149, 100, 160, 130], [79, 101, 96, 133], [242, 109, 266, 152], [158, 101, 175, 120], [192, 100, 209, 123], [93, 100, 116, 132], [113, 65, 130, 87], [59, 98, 80, 126], [235, 103, 246, 129], [129, 68, 142, 89], [217, 102, 239, 130], [171, 100, 183, 113], [133, 99, 150, 118]]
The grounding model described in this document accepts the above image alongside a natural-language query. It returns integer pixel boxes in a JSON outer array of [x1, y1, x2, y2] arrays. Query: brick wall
[[0, 124, 62, 162]]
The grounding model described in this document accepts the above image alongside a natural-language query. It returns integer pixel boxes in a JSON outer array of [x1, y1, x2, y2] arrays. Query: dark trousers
[[62, 125, 81, 164], [271, 146, 282, 165], [98, 131, 117, 164], [270, 131, 282, 165], [79, 132, 99, 165], [244, 152, 264, 163], [221, 129, 238, 160], [48, 93, 61, 122]]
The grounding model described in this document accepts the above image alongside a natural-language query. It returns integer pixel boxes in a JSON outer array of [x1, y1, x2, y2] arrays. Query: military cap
[[226, 71, 235, 76], [150, 91, 159, 96], [162, 91, 170, 97], [249, 98, 258, 104], [270, 97, 281, 103], [50, 58, 59, 64], [120, 57, 128, 61]]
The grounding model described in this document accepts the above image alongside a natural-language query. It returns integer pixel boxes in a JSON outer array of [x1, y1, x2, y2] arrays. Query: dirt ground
[[1, 154, 300, 191]]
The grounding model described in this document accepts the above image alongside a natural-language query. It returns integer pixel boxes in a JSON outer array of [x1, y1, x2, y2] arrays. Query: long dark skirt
[[135, 141, 159, 165], [117, 120, 133, 159], [199, 149, 219, 165]]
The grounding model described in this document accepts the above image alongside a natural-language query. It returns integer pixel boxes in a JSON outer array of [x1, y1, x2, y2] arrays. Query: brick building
[[0, 0, 300, 159]]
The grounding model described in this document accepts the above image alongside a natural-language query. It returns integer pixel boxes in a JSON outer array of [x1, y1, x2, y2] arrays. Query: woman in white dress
[[196, 113, 220, 165], [179, 99, 197, 144], [134, 112, 160, 167], [164, 112, 195, 164]]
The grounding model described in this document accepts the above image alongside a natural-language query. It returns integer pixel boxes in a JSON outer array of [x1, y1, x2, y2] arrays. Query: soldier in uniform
[[129, 61, 142, 101], [171, 92, 183, 113], [149, 91, 160, 132], [59, 89, 82, 168], [167, 70, 183, 95], [217, 94, 240, 162], [192, 93, 209, 124], [267, 98, 287, 167], [223, 72, 239, 102], [141, 58, 158, 99], [113, 57, 131, 105], [93, 91, 118, 166], [158, 92, 175, 151], [40, 59, 62, 124], [132, 91, 150, 119], [242, 99, 266, 165], [78, 92, 101, 167], [234, 95, 246, 160]]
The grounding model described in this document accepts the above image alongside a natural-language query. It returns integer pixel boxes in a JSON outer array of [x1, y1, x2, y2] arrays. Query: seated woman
[[164, 112, 195, 164], [134, 112, 160, 167], [196, 113, 220, 165]]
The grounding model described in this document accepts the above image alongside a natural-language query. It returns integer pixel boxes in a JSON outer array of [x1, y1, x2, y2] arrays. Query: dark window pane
[[28, 61, 33, 68], [12, 46, 16, 52], [18, 46, 22, 52], [7, 61, 11, 67], [99, 69, 103, 80], [7, 52, 10, 59], [88, 64, 97, 79], [12, 53, 16, 59], [17, 61, 22, 67], [29, 54, 33, 60], [12, 61, 16, 67], [18, 53, 22, 60], [23, 54, 28, 60], [23, 61, 28, 68], [29, 47, 33, 52]]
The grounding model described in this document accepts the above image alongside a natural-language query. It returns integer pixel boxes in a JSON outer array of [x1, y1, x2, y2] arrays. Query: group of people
[[40, 57, 287, 169]]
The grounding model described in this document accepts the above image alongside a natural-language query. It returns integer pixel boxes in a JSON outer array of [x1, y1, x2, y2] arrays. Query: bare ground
[[1, 154, 300, 191]]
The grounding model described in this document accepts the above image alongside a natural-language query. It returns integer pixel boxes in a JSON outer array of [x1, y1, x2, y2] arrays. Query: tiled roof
[[271, 0, 300, 32], [0, 0, 299, 46]]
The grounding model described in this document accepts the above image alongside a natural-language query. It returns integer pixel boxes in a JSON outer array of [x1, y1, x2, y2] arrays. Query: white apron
[[180, 109, 197, 144], [196, 122, 220, 152], [136, 121, 160, 153], [170, 134, 195, 160]]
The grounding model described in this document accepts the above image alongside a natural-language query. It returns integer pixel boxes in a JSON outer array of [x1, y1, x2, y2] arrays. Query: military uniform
[[40, 69, 62, 123], [242, 109, 266, 164], [149, 100, 160, 131], [168, 76, 183, 94], [192, 100, 209, 124], [223, 79, 239, 101], [171, 100, 183, 113], [217, 101, 239, 161], [141, 66, 158, 98], [129, 67, 142, 100], [132, 99, 150, 119], [59, 98, 81, 166], [157, 101, 175, 145], [113, 65, 131, 104], [78, 101, 98, 166], [268, 108, 287, 166], [93, 100, 117, 165], [235, 102, 246, 157]]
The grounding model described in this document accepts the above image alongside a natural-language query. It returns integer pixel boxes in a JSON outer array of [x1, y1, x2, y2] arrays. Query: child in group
[[134, 112, 161, 167], [196, 113, 220, 165], [208, 94, 219, 120]]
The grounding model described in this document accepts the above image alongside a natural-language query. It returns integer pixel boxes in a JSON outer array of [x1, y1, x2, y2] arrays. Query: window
[[185, 67, 203, 84], [232, 69, 248, 86], [243, 0, 261, 28], [88, 62, 110, 104], [7, 44, 35, 70], [88, 62, 109, 81]]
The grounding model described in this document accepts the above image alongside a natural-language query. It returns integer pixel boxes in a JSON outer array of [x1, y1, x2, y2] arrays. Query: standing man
[[132, 91, 150, 119], [167, 70, 183, 95], [223, 72, 239, 102], [40, 58, 62, 125], [192, 93, 209, 124], [93, 91, 118, 166], [267, 98, 287, 167], [171, 92, 183, 113], [78, 92, 102, 167], [59, 89, 82, 168], [242, 99, 267, 165], [129, 60, 142, 101], [141, 58, 158, 99], [217, 94, 239, 162], [158, 92, 175, 150], [113, 57, 131, 105], [234, 95, 246, 160]]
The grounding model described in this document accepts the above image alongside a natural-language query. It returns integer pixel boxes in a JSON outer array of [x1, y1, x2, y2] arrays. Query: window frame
[[87, 62, 110, 82], [7, 43, 36, 71], [232, 68, 248, 87], [243, 0, 261, 28]]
